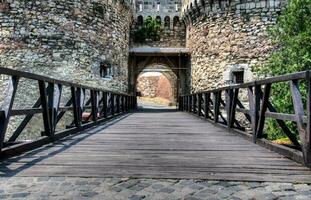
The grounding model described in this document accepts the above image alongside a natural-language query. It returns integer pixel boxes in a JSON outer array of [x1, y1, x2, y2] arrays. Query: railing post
[[0, 76, 19, 151], [39, 81, 53, 137], [129, 96, 132, 110], [122, 95, 124, 112], [306, 71, 311, 166], [91, 90, 98, 122], [178, 96, 182, 111], [116, 95, 120, 114], [229, 89, 239, 128], [71, 87, 81, 128], [213, 91, 220, 123], [110, 93, 115, 116], [127, 96, 130, 112], [256, 84, 271, 139], [132, 96, 136, 110], [188, 96, 191, 112], [198, 93, 202, 116], [225, 89, 233, 127], [192, 94, 196, 114], [125, 96, 128, 112], [47, 83, 55, 133], [248, 85, 261, 143], [133, 96, 136, 110], [47, 83, 62, 135], [204, 93, 210, 119], [102, 92, 107, 118]]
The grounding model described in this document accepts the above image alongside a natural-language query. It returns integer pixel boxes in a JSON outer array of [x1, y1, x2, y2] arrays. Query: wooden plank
[[1, 108, 311, 183]]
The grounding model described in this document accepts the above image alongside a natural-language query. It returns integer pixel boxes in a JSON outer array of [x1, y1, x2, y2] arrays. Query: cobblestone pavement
[[0, 177, 310, 200]]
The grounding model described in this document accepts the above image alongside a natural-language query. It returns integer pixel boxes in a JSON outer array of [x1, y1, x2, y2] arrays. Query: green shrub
[[134, 17, 162, 43], [255, 0, 311, 141]]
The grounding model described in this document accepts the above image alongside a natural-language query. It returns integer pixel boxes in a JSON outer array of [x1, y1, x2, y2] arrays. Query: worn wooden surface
[[1, 107, 311, 183]]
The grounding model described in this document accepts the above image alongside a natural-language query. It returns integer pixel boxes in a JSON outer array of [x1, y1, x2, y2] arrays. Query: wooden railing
[[179, 71, 311, 167], [0, 67, 137, 158]]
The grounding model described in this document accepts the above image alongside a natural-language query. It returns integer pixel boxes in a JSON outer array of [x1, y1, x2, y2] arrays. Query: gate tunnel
[[128, 47, 191, 101]]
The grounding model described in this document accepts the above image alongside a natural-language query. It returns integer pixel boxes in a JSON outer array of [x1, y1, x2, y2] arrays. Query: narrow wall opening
[[135, 65, 177, 107]]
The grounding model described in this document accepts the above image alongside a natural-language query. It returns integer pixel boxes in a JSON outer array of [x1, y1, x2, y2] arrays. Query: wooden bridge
[[0, 67, 311, 183]]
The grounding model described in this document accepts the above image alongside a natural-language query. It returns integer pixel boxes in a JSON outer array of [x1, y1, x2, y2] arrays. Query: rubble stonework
[[0, 0, 133, 140], [182, 0, 288, 92], [0, 0, 133, 92], [137, 74, 174, 101]]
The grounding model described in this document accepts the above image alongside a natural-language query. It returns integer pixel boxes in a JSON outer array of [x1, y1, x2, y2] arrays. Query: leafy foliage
[[255, 0, 311, 140], [133, 17, 162, 43]]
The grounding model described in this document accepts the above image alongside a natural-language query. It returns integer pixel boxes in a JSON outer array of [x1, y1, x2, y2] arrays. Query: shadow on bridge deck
[[1, 105, 311, 183]]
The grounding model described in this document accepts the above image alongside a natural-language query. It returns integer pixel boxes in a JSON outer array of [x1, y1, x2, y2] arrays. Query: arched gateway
[[128, 47, 191, 102]]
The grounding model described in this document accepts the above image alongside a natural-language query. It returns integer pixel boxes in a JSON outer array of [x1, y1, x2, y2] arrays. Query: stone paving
[[0, 177, 310, 200]]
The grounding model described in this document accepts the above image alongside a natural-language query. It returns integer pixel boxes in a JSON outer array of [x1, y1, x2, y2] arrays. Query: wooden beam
[[204, 93, 210, 119], [38, 80, 52, 137], [248, 86, 260, 143], [306, 71, 311, 166], [213, 91, 220, 123], [91, 90, 98, 122], [0, 76, 19, 150], [71, 87, 81, 128], [291, 79, 310, 166], [255, 84, 271, 140], [197, 93, 202, 116], [229, 89, 239, 128]]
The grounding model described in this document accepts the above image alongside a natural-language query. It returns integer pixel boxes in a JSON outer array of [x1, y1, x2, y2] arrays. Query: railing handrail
[[182, 70, 309, 95], [0, 67, 130, 96]]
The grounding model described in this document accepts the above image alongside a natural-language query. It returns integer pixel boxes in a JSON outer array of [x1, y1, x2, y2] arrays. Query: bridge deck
[[1, 107, 311, 183]]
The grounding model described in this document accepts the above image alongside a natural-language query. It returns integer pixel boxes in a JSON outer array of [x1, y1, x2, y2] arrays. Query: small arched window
[[100, 61, 112, 78], [200, 0, 205, 8], [137, 15, 143, 26], [155, 16, 161, 24], [173, 16, 180, 28], [164, 16, 170, 29]]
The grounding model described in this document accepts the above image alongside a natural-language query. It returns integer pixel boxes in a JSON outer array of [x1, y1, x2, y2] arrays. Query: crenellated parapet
[[181, 0, 288, 25]]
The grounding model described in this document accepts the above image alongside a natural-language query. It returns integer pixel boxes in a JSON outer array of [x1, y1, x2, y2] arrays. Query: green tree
[[134, 17, 162, 43], [255, 0, 311, 141]]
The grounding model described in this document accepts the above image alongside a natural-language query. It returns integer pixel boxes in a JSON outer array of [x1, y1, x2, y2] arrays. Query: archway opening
[[135, 64, 177, 107]]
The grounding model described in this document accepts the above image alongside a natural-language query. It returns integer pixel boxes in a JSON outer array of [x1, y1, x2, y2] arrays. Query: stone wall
[[0, 0, 133, 141], [137, 74, 174, 102], [182, 0, 288, 92], [0, 0, 133, 92]]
